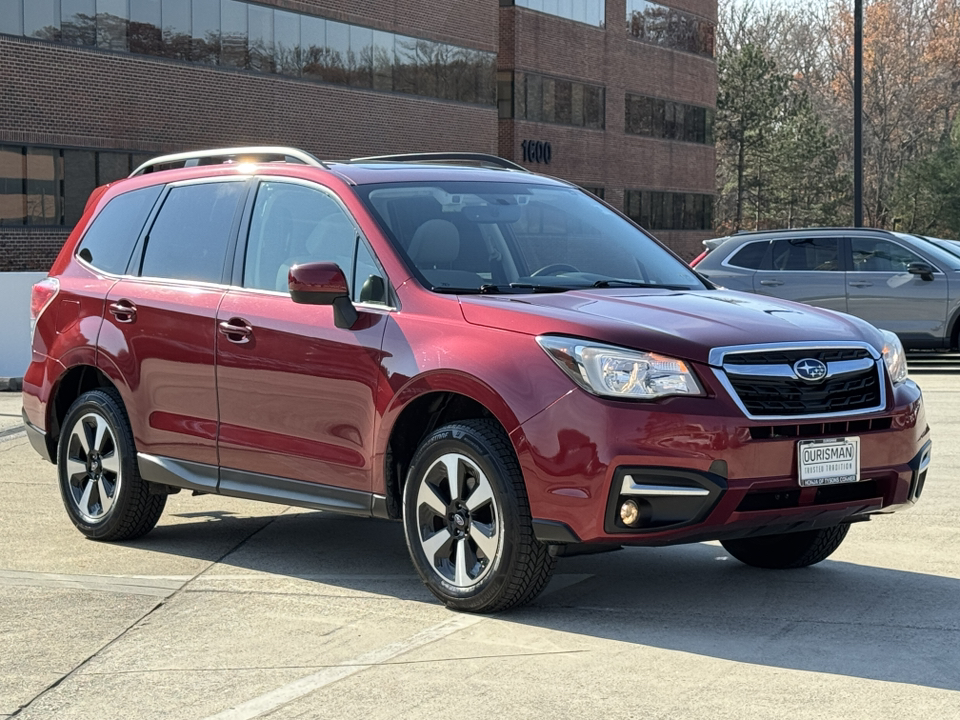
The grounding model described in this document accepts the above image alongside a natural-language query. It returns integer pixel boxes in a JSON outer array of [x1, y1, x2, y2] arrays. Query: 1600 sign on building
[[521, 140, 552, 164]]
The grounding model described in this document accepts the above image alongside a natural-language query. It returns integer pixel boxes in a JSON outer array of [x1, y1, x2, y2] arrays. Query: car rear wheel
[[402, 419, 555, 613], [720, 524, 850, 569], [57, 389, 165, 541]]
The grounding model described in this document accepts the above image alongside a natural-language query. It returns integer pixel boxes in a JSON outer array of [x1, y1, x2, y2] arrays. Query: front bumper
[[513, 378, 930, 546]]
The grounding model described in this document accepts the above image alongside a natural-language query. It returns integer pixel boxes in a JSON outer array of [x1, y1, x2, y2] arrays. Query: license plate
[[797, 437, 861, 487]]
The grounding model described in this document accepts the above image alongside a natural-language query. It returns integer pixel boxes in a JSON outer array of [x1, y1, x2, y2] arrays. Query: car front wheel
[[402, 419, 555, 613]]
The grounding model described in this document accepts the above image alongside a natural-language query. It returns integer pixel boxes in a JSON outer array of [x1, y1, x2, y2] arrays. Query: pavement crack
[[8, 510, 289, 717], [80, 649, 589, 676]]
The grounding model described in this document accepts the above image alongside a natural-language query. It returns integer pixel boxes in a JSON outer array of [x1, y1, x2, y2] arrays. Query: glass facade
[[625, 0, 715, 57], [625, 189, 714, 231], [625, 93, 714, 145], [0, 145, 151, 227], [504, 71, 605, 129], [499, 0, 605, 27], [0, 0, 497, 106]]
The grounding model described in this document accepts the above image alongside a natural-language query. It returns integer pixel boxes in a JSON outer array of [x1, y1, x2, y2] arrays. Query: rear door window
[[770, 237, 841, 271], [139, 181, 246, 283], [76, 185, 163, 275]]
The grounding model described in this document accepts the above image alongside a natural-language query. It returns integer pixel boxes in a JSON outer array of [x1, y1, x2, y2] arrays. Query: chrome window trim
[[709, 341, 887, 422], [221, 284, 398, 313]]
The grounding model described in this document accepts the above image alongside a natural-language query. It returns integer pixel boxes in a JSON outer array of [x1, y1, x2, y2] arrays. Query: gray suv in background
[[692, 228, 960, 350]]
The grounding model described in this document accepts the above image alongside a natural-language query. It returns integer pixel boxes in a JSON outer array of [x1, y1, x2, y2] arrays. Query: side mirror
[[907, 262, 935, 281], [288, 262, 358, 329]]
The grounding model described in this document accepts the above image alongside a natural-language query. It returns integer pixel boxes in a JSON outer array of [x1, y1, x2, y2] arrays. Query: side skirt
[[137, 453, 375, 517]]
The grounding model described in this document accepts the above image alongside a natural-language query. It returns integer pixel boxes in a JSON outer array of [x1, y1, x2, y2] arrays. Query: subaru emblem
[[793, 358, 827, 382]]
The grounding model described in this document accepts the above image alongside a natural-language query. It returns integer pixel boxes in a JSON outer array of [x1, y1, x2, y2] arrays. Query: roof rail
[[349, 152, 529, 172], [130, 146, 325, 177]]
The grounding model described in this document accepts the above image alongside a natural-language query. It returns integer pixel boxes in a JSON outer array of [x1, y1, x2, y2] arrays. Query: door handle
[[848, 280, 873, 288], [108, 300, 137, 323], [218, 319, 253, 344], [759, 279, 784, 287]]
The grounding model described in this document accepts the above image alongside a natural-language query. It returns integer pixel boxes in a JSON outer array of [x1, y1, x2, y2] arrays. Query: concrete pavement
[[0, 371, 958, 719]]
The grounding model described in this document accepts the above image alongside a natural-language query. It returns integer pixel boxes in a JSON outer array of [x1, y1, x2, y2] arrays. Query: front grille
[[721, 346, 883, 418], [724, 348, 871, 365]]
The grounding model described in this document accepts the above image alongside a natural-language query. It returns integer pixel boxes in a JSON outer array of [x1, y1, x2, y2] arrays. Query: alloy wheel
[[415, 452, 502, 589], [64, 412, 121, 523]]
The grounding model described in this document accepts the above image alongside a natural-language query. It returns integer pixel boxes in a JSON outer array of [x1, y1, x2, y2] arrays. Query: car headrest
[[408, 219, 460, 267]]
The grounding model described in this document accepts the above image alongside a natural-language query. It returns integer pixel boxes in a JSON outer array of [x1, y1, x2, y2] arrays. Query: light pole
[[854, 0, 863, 227]]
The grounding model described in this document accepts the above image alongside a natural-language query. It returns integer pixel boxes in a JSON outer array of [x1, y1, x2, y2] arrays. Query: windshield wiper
[[591, 279, 692, 290], [507, 283, 572, 293]]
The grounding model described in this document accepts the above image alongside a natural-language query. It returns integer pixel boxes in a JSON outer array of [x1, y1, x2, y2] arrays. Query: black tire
[[720, 524, 850, 569], [402, 419, 556, 613], [57, 388, 165, 541]]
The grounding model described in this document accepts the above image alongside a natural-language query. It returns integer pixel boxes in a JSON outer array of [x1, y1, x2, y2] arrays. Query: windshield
[[894, 232, 960, 270], [357, 181, 704, 293]]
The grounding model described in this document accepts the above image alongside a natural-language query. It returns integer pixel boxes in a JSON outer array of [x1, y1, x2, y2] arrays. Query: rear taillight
[[689, 249, 709, 267], [30, 277, 60, 341]]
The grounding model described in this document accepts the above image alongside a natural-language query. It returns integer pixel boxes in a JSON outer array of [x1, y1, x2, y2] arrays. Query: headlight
[[880, 329, 908, 385], [536, 336, 703, 400]]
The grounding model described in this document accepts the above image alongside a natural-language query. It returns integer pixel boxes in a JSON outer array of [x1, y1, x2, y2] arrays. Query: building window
[[505, 71, 604, 129], [0, 145, 151, 227], [500, 0, 605, 28], [0, 0, 497, 106], [625, 94, 715, 144], [580, 186, 605, 200], [625, 0, 715, 58], [624, 189, 714, 231]]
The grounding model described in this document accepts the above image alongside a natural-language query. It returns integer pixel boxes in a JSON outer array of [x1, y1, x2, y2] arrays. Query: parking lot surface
[[1, 362, 958, 720]]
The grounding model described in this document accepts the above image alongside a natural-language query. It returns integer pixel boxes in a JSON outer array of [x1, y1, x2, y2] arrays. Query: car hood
[[459, 288, 884, 365]]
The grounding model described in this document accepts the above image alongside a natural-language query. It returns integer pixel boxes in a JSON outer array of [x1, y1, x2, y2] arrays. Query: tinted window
[[361, 181, 703, 291], [242, 182, 358, 293], [76, 185, 162, 274], [851, 238, 924, 273], [140, 181, 245, 283], [728, 241, 768, 270], [354, 239, 388, 304], [770, 237, 840, 271]]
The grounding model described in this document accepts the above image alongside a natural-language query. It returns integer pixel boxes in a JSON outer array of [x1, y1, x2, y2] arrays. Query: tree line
[[715, 0, 960, 238]]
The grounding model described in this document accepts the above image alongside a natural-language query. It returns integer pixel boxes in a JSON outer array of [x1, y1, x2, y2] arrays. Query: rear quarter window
[[727, 241, 769, 269], [75, 185, 163, 275]]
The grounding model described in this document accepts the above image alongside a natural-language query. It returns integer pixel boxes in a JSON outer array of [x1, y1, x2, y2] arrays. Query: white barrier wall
[[0, 272, 46, 378]]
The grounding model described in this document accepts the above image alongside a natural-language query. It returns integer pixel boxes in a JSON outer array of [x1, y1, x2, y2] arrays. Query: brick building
[[0, 0, 717, 271]]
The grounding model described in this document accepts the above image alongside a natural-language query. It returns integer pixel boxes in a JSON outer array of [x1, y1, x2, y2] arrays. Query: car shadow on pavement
[[123, 511, 960, 692]]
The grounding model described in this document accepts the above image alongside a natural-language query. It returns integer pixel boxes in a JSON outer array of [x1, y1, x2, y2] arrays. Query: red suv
[[23, 147, 932, 612]]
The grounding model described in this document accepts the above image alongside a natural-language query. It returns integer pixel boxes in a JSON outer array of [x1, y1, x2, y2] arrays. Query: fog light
[[619, 499, 640, 527]]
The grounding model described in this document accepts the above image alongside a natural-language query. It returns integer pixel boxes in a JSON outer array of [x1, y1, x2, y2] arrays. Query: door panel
[[216, 179, 391, 493], [846, 237, 948, 340], [97, 180, 247, 465], [215, 291, 387, 492], [753, 236, 846, 312], [100, 279, 224, 465]]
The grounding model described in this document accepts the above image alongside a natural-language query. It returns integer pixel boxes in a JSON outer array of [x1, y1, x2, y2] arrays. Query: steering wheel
[[530, 263, 580, 277]]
